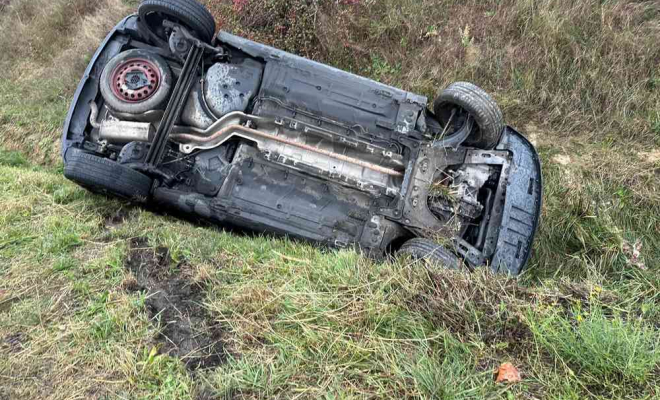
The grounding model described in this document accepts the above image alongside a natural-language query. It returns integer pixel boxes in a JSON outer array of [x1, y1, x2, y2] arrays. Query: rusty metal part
[[110, 109, 164, 123], [89, 101, 101, 129], [171, 124, 403, 177]]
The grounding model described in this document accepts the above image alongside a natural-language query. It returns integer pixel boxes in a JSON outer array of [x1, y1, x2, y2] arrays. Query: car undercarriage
[[61, 0, 542, 275]]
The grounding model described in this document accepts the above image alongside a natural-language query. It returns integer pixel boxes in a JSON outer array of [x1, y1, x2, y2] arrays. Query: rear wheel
[[138, 0, 216, 45], [433, 82, 504, 149], [64, 147, 153, 202], [398, 238, 462, 269]]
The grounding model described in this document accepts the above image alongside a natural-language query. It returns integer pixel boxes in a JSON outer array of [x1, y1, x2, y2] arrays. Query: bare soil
[[125, 237, 225, 370], [103, 207, 130, 230], [2, 332, 25, 354]]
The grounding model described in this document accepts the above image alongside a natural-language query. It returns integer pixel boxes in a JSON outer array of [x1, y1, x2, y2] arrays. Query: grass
[[1, 0, 660, 399], [0, 0, 131, 164], [530, 306, 660, 387]]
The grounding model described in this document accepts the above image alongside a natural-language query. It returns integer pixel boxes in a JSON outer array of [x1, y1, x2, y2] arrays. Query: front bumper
[[489, 127, 543, 275]]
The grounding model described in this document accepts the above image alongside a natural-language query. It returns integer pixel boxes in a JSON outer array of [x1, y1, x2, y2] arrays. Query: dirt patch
[[2, 332, 26, 353], [465, 44, 482, 67], [523, 124, 548, 147], [103, 208, 130, 230], [125, 237, 225, 370]]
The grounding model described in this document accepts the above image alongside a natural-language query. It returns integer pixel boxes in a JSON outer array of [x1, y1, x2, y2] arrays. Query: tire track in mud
[[124, 237, 225, 370]]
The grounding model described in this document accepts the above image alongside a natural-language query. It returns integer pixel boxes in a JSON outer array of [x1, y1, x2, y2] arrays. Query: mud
[[125, 237, 225, 370], [103, 208, 130, 230], [3, 332, 25, 353]]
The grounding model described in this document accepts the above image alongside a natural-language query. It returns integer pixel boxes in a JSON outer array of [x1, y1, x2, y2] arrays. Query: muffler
[[90, 101, 155, 143], [99, 120, 154, 143]]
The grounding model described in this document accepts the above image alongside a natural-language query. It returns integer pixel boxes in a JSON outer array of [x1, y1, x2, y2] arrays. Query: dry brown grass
[[1, 0, 658, 163], [0, 0, 129, 75], [207, 0, 660, 146], [0, 0, 130, 164]]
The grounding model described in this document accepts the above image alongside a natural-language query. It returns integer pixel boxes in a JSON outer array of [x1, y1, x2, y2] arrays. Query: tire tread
[[433, 82, 504, 149], [138, 0, 216, 43], [398, 238, 461, 269], [64, 148, 153, 201]]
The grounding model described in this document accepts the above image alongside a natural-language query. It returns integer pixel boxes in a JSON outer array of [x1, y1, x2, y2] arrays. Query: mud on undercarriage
[[61, 0, 542, 275]]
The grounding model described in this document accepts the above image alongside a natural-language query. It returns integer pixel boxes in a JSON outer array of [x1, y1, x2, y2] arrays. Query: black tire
[[398, 238, 462, 269], [138, 0, 216, 44], [64, 147, 153, 202], [100, 49, 173, 115], [433, 82, 504, 149]]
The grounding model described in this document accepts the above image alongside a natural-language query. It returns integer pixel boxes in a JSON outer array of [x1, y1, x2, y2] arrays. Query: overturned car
[[62, 0, 542, 275]]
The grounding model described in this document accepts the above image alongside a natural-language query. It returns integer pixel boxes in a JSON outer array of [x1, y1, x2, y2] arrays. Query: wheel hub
[[111, 59, 161, 103]]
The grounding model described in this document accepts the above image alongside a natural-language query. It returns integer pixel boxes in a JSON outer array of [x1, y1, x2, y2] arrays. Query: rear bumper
[[61, 15, 139, 159], [490, 127, 543, 275]]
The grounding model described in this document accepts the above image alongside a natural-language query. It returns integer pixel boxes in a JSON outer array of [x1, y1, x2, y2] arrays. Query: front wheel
[[398, 238, 462, 270], [433, 82, 504, 149]]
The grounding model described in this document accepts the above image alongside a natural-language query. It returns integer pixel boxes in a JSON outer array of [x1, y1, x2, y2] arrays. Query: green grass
[[1, 0, 660, 398], [1, 155, 658, 398], [530, 306, 660, 387]]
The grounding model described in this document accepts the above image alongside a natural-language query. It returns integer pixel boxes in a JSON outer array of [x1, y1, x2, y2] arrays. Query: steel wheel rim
[[110, 58, 161, 103]]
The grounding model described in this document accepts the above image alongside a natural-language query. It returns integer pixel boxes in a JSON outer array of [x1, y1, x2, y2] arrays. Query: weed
[[459, 25, 473, 48], [651, 111, 660, 135], [368, 54, 401, 83], [397, 338, 489, 399], [529, 306, 660, 390], [0, 149, 27, 167]]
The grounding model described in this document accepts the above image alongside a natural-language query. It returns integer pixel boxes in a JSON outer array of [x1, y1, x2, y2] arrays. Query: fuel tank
[[181, 57, 263, 129]]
